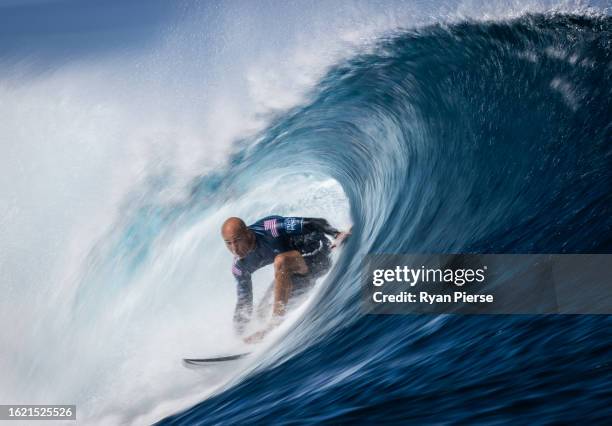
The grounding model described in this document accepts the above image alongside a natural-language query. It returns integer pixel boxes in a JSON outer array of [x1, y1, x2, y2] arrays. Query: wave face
[[161, 14, 612, 425]]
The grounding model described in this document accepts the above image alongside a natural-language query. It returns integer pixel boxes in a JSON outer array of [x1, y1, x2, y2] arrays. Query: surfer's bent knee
[[273, 251, 308, 275]]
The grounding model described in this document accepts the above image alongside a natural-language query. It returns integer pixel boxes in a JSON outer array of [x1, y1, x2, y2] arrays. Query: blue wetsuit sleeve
[[232, 267, 253, 335], [301, 218, 340, 237], [278, 217, 340, 237]]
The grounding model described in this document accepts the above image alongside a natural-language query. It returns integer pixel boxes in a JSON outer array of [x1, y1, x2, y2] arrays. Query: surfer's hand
[[243, 329, 267, 344], [243, 317, 283, 344], [331, 227, 352, 248]]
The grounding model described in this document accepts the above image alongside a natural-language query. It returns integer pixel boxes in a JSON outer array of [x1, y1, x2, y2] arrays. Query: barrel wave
[[161, 14, 612, 425]]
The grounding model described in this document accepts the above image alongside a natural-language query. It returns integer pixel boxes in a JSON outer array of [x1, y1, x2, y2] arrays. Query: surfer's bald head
[[222, 217, 254, 258], [222, 217, 247, 236]]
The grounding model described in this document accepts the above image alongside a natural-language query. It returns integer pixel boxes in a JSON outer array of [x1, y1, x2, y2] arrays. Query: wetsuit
[[232, 216, 339, 334]]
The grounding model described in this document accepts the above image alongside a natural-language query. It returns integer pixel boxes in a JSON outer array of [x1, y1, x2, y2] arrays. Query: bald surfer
[[222, 216, 350, 343]]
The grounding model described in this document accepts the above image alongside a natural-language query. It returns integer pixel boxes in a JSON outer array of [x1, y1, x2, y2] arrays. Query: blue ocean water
[[157, 14, 612, 425]]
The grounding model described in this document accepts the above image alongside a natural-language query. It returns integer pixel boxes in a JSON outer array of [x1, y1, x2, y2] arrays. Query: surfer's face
[[224, 229, 253, 258]]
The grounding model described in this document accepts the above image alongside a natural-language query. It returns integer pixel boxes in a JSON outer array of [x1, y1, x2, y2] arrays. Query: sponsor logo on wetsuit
[[284, 217, 301, 233]]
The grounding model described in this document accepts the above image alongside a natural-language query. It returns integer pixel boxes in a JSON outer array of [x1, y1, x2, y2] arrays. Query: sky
[[0, 0, 178, 67]]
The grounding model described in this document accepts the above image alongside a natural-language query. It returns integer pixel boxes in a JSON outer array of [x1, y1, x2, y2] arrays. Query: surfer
[[222, 216, 350, 343]]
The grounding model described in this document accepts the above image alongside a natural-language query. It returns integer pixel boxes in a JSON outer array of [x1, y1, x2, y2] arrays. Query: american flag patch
[[264, 218, 279, 237], [232, 262, 242, 276]]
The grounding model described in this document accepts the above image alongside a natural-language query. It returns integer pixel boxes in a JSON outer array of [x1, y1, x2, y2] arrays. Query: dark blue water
[[160, 14, 611, 425]]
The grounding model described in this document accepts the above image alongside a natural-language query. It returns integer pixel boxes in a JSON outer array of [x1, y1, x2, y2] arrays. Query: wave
[[161, 13, 612, 425]]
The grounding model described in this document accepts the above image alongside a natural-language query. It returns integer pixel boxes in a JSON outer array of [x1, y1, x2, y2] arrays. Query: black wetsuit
[[231, 216, 339, 333]]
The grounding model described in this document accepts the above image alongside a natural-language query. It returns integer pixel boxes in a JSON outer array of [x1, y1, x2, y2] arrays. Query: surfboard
[[182, 353, 251, 366]]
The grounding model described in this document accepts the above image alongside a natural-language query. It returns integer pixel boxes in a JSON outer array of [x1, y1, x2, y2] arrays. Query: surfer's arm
[[233, 276, 253, 335], [301, 218, 341, 237], [278, 217, 350, 247], [275, 216, 340, 237], [303, 218, 353, 247]]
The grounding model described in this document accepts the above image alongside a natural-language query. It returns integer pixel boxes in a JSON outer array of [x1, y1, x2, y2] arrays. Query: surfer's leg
[[273, 250, 308, 317], [304, 248, 332, 279], [291, 249, 332, 299]]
